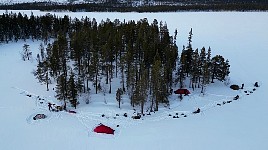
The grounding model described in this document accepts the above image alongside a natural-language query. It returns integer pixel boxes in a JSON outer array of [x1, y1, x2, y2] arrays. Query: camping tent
[[174, 89, 190, 95], [93, 124, 115, 135]]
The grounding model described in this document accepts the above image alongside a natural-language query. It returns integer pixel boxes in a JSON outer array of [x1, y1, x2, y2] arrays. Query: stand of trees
[[0, 12, 230, 113]]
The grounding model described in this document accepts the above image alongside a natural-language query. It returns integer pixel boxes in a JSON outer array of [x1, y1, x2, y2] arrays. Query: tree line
[[2, 12, 230, 114], [0, 1, 268, 12]]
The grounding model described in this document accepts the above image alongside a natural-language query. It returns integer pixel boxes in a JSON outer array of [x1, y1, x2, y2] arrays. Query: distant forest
[[0, 12, 230, 113], [0, 0, 268, 12]]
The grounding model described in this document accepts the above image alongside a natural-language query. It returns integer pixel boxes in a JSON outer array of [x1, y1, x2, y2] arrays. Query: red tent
[[93, 124, 115, 135], [174, 89, 190, 95]]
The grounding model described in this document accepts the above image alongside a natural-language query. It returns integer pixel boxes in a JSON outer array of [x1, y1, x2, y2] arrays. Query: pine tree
[[90, 50, 101, 94], [49, 42, 60, 78], [211, 55, 230, 82], [190, 48, 200, 90], [116, 88, 123, 109], [71, 32, 84, 75], [67, 72, 78, 109], [182, 28, 194, 76], [55, 73, 68, 107], [200, 47, 210, 93], [34, 60, 51, 91], [21, 43, 32, 61], [151, 52, 162, 111]]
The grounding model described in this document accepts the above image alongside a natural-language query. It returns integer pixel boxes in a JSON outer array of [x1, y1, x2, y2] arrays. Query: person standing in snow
[[48, 102, 52, 111]]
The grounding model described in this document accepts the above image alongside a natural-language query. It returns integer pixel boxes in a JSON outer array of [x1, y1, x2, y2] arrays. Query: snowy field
[[0, 11, 268, 150]]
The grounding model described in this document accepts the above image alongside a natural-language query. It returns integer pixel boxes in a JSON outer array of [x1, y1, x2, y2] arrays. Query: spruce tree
[[200, 47, 210, 93], [190, 48, 200, 90], [21, 43, 32, 61], [34, 60, 51, 91], [116, 88, 123, 109], [67, 72, 78, 109], [182, 29, 194, 76], [55, 73, 68, 108], [211, 55, 230, 82], [151, 52, 162, 111]]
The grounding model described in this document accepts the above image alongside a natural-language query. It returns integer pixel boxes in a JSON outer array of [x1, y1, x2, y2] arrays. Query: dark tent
[[174, 89, 190, 95], [33, 114, 46, 120], [94, 124, 115, 135]]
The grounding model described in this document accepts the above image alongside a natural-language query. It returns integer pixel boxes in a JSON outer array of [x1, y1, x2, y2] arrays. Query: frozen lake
[[2, 10, 267, 82], [0, 11, 267, 150]]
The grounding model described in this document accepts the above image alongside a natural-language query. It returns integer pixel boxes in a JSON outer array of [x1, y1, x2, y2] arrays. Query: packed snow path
[[14, 83, 259, 136]]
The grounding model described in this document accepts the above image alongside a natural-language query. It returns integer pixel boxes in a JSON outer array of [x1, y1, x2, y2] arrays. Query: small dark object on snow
[[174, 89, 190, 95], [40, 102, 43, 104], [147, 113, 151, 115], [223, 101, 226, 105], [184, 115, 187, 117], [254, 82, 259, 87], [33, 114, 46, 120], [68, 110, 76, 114], [247, 94, 250, 95], [241, 83, 244, 89], [227, 101, 232, 103], [173, 116, 176, 118], [250, 91, 253, 93], [253, 88, 256, 91], [132, 115, 141, 119], [244, 91, 248, 93], [193, 108, 201, 114], [169, 114, 172, 116], [217, 103, 221, 106], [175, 113, 179, 115], [179, 94, 183, 101], [233, 95, 239, 100], [101, 114, 105, 117], [123, 113, 127, 117], [181, 113, 185, 116], [116, 114, 119, 116], [169, 88, 173, 94], [53, 105, 63, 111], [230, 85, 240, 90], [48, 102, 52, 111], [117, 125, 119, 127]]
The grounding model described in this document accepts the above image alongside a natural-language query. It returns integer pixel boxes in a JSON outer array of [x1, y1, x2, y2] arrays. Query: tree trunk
[[95, 72, 98, 94], [87, 78, 89, 92], [141, 100, 144, 115], [150, 97, 154, 112], [109, 80, 111, 94], [46, 72, 49, 91], [118, 98, 121, 109]]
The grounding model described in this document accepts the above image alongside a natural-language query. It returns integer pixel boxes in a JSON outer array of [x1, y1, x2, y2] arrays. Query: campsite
[[0, 10, 268, 150]]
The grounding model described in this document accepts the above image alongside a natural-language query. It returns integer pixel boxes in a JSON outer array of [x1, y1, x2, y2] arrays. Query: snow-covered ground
[[0, 11, 268, 150]]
